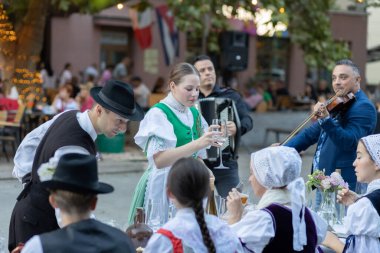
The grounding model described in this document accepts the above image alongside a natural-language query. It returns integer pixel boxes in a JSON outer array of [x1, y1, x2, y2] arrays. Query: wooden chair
[[148, 93, 166, 108], [0, 101, 26, 161], [255, 101, 268, 113], [276, 95, 294, 110]]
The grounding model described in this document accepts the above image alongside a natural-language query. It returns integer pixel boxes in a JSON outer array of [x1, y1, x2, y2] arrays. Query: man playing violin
[[285, 59, 376, 193]]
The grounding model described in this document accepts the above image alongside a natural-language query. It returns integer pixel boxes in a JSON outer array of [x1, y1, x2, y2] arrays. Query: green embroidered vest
[[153, 103, 201, 147]]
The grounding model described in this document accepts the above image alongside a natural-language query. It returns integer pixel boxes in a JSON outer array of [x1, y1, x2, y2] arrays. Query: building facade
[[49, 2, 368, 96]]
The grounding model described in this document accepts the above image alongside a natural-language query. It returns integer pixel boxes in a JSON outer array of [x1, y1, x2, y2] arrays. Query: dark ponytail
[[168, 158, 216, 252]]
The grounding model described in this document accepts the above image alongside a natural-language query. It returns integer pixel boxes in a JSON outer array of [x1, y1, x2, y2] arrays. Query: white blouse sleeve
[[144, 233, 173, 253], [12, 113, 61, 181], [345, 197, 380, 236], [134, 108, 177, 163], [230, 209, 275, 253], [343, 197, 380, 253]]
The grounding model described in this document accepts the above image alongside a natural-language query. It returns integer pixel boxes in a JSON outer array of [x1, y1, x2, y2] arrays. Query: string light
[[0, 4, 16, 42], [12, 68, 46, 107]]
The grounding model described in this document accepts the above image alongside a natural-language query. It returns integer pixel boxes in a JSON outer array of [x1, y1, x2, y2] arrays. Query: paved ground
[[0, 111, 316, 250]]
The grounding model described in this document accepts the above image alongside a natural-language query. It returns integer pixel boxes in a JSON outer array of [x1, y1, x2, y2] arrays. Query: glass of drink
[[146, 199, 163, 232], [212, 119, 228, 169], [235, 181, 249, 205], [240, 193, 249, 205]]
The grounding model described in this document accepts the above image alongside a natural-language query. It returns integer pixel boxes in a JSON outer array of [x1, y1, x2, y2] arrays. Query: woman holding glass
[[227, 146, 327, 253], [128, 63, 220, 225]]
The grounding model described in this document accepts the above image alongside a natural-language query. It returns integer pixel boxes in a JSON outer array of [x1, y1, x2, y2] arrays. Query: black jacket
[[199, 84, 253, 136], [40, 219, 135, 253]]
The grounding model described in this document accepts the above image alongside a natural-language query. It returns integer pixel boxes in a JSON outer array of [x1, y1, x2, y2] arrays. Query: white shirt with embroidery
[[144, 208, 243, 253]]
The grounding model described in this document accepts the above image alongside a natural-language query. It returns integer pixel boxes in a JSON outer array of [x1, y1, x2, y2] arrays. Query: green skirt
[[127, 166, 152, 225]]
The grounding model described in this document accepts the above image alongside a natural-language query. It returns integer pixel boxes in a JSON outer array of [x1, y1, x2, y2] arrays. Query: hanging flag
[[129, 7, 153, 50], [155, 4, 179, 66]]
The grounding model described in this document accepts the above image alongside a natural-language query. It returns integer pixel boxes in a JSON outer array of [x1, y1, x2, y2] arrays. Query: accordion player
[[195, 97, 241, 162]]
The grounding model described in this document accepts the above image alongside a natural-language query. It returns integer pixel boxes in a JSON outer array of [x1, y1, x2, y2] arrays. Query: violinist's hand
[[337, 188, 358, 206], [313, 102, 329, 120]]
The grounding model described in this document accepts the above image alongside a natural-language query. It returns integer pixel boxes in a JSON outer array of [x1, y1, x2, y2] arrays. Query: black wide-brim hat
[[90, 79, 144, 121], [41, 153, 114, 194]]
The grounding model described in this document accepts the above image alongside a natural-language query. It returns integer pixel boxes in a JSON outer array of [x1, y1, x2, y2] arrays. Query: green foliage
[[1, 0, 373, 72], [168, 0, 352, 71], [5, 0, 120, 20], [167, 0, 254, 53], [366, 0, 380, 7], [261, 0, 350, 71]]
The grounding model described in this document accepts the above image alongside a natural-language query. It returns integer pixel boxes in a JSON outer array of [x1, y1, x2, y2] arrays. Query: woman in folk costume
[[227, 146, 327, 253], [128, 62, 219, 224], [144, 157, 243, 253], [323, 134, 380, 253]]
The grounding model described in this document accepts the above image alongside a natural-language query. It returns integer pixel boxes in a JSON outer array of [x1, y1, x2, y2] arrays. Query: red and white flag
[[129, 7, 153, 50]]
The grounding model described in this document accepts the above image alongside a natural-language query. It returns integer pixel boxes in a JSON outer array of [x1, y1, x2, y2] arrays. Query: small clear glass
[[215, 195, 227, 218], [355, 182, 367, 196], [212, 119, 229, 169], [146, 199, 164, 232]]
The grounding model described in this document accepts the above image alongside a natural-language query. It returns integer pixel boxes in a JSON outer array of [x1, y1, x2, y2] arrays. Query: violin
[[281, 92, 356, 145], [324, 92, 356, 115]]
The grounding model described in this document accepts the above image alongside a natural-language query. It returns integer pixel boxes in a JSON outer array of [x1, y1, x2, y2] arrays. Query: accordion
[[195, 97, 241, 161]]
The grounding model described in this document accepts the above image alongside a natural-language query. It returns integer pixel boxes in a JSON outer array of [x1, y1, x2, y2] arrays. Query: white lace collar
[[366, 179, 380, 194], [162, 92, 188, 113]]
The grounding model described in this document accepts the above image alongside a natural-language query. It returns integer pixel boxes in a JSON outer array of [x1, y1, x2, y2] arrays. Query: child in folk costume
[[227, 146, 327, 253], [323, 134, 380, 253], [18, 153, 134, 253], [128, 63, 220, 224], [144, 157, 243, 253]]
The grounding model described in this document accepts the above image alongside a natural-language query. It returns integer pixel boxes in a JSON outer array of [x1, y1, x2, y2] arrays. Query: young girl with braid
[[144, 157, 243, 253]]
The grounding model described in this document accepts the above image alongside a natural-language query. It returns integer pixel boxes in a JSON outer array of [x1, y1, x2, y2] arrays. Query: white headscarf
[[361, 134, 380, 168], [251, 146, 307, 251]]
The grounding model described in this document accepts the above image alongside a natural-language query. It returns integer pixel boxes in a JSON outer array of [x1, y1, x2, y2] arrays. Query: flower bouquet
[[306, 170, 348, 193], [306, 170, 348, 226]]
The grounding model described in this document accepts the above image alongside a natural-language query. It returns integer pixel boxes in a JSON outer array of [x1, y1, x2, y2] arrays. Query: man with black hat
[[8, 80, 144, 252], [18, 153, 135, 253]]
